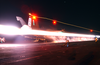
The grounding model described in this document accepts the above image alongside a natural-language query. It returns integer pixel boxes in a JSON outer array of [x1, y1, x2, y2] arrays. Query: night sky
[[0, 0, 100, 34]]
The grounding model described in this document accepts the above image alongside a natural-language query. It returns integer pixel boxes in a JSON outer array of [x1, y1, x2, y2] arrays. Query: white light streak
[[0, 24, 99, 38], [0, 44, 26, 47]]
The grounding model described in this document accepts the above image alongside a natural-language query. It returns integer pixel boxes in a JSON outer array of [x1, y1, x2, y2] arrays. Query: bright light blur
[[32, 16, 36, 19], [0, 44, 26, 47], [54, 37, 94, 43], [0, 25, 20, 35], [0, 24, 100, 38], [0, 24, 100, 42], [90, 29, 93, 32], [29, 13, 31, 15], [21, 25, 31, 30], [53, 20, 56, 25]]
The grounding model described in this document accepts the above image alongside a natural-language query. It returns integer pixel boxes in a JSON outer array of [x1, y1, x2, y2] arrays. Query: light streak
[[0, 44, 26, 47], [0, 25, 20, 35], [0, 25, 99, 43], [0, 25, 99, 37]]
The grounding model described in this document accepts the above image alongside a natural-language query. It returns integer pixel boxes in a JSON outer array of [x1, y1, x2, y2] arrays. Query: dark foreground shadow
[[74, 52, 94, 65]]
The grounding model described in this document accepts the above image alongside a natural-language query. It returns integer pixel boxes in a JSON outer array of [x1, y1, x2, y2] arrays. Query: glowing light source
[[53, 20, 56, 25], [90, 29, 93, 32], [32, 16, 36, 20], [29, 13, 31, 15]]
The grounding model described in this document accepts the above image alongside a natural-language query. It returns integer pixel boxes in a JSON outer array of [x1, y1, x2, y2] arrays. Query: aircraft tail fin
[[16, 16, 27, 26], [16, 16, 40, 29]]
